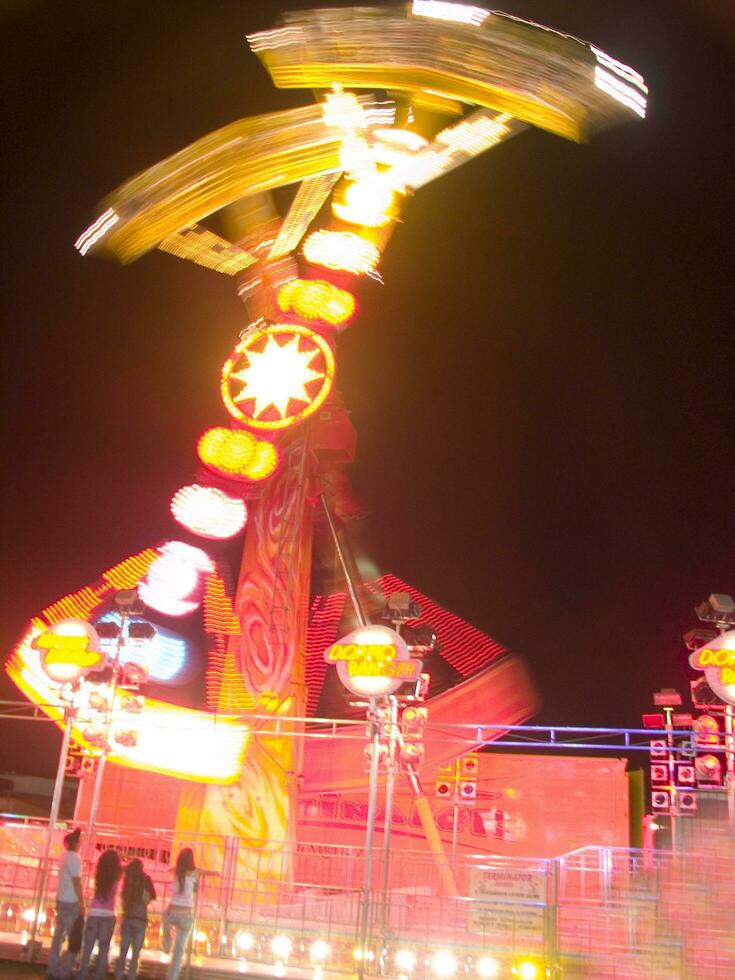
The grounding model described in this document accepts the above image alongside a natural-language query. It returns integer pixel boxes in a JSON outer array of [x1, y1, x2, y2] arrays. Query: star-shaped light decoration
[[221, 324, 335, 430]]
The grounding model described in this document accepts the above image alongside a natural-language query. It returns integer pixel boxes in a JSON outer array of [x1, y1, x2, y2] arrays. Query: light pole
[[652, 689, 682, 852], [25, 617, 107, 961], [85, 590, 154, 855], [691, 593, 735, 827], [358, 698, 382, 979], [379, 696, 398, 936], [26, 694, 77, 960]]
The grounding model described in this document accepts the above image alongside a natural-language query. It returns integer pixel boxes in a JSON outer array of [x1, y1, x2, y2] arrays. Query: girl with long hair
[[77, 847, 123, 980], [115, 858, 157, 980], [162, 848, 197, 980]]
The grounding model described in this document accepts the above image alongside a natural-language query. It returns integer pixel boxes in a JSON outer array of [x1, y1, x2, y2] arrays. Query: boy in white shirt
[[46, 828, 84, 980]]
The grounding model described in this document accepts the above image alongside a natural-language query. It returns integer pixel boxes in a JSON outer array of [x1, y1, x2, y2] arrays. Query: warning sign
[[467, 865, 547, 937]]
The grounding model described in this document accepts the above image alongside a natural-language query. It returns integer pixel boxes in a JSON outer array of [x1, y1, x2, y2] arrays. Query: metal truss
[[0, 699, 695, 754]]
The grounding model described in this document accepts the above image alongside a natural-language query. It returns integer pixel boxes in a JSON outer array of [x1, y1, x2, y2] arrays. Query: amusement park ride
[[6, 0, 648, 900]]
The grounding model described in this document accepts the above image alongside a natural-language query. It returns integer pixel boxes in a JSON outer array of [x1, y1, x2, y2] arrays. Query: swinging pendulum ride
[[7, 1, 647, 891]]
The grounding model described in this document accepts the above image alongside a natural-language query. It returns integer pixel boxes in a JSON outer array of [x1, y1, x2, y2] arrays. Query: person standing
[[162, 848, 197, 980], [115, 858, 156, 980], [77, 848, 123, 980], [46, 827, 84, 980]]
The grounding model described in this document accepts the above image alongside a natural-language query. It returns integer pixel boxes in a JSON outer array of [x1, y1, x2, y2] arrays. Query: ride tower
[[7, 3, 647, 888]]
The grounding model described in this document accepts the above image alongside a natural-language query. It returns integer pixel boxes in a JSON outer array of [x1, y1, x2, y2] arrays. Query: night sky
[[1, 1, 733, 777]]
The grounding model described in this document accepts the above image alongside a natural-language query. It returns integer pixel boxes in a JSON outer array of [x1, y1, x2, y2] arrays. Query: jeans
[[77, 914, 116, 980], [115, 917, 147, 979], [162, 906, 193, 980], [46, 900, 80, 979]]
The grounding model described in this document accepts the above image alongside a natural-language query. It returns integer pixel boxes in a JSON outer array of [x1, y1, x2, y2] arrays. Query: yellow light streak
[[267, 174, 340, 261], [158, 225, 258, 275], [248, 8, 648, 143], [302, 230, 380, 275], [333, 175, 400, 228], [412, 1, 490, 27], [372, 128, 428, 167], [198, 427, 278, 481], [321, 88, 368, 131], [75, 103, 373, 264], [277, 278, 356, 326], [8, 626, 249, 783]]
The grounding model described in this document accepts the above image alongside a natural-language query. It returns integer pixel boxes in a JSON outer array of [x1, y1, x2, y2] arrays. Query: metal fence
[[1, 820, 734, 978]]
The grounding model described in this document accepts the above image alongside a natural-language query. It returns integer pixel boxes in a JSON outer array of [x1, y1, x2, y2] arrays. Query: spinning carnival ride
[[6, 3, 646, 884]]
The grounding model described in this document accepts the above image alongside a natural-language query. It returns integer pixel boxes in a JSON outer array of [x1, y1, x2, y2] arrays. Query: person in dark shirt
[[115, 858, 156, 980]]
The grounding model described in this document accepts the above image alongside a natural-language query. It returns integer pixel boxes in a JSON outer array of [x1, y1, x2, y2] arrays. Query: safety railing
[[1, 823, 734, 977]]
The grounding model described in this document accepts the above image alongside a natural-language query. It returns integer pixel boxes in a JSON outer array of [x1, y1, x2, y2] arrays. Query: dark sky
[[1, 1, 733, 777]]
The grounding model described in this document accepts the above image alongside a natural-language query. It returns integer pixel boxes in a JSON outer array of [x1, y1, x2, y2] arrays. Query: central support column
[[176, 434, 314, 893]]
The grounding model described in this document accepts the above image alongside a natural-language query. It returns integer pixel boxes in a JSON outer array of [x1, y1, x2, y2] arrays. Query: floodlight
[[383, 592, 421, 621], [121, 694, 145, 713], [650, 764, 668, 784], [695, 594, 735, 627], [653, 689, 681, 707], [270, 935, 292, 960], [113, 589, 145, 616], [310, 940, 330, 962], [122, 662, 150, 688], [673, 763, 696, 786], [690, 677, 723, 709], [431, 951, 457, 978], [88, 691, 107, 711], [96, 622, 122, 641], [515, 961, 540, 980], [401, 706, 427, 739], [672, 713, 693, 728], [695, 754, 723, 785], [235, 931, 254, 953], [678, 791, 697, 812], [693, 714, 721, 744], [395, 950, 417, 972], [403, 624, 438, 651], [127, 621, 156, 641], [641, 713, 664, 729], [476, 956, 500, 979], [113, 730, 138, 748], [683, 627, 718, 651], [710, 594, 735, 614], [651, 790, 670, 810]]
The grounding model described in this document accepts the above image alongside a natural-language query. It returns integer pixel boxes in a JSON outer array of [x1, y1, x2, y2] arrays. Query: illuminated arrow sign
[[32, 619, 106, 684], [324, 624, 422, 698], [689, 629, 735, 706]]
